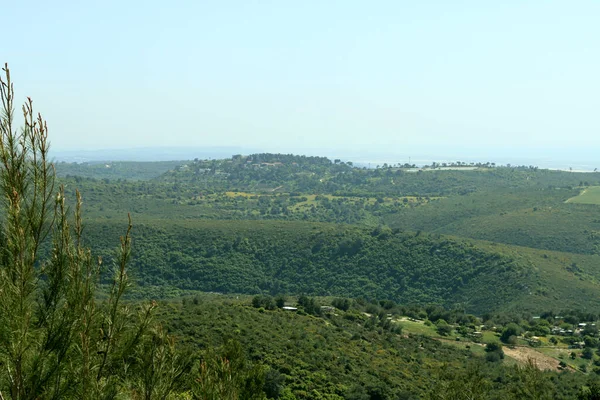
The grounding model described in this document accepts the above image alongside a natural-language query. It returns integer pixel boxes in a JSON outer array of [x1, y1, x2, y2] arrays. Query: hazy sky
[[3, 1, 599, 156]]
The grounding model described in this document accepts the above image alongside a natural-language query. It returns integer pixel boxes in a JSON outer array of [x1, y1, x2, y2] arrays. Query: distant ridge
[[51, 146, 599, 172]]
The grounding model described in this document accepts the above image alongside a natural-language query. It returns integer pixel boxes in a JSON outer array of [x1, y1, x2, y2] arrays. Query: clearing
[[502, 346, 566, 372], [565, 186, 600, 205]]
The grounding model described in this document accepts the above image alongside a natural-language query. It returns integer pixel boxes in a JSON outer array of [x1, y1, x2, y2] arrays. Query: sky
[[3, 1, 600, 162]]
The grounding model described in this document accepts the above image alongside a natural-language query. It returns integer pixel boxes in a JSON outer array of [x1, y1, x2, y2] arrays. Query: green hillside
[[387, 186, 600, 255], [55, 160, 184, 180], [61, 159, 600, 256], [78, 219, 600, 314], [155, 293, 589, 399], [53, 157, 600, 316]]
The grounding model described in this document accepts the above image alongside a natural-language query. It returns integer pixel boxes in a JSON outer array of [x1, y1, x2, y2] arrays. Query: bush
[[252, 295, 276, 310], [436, 319, 453, 336], [297, 296, 321, 316], [484, 341, 504, 363], [486, 351, 503, 363], [275, 294, 287, 308], [332, 297, 352, 311], [583, 347, 594, 359], [500, 323, 522, 343]]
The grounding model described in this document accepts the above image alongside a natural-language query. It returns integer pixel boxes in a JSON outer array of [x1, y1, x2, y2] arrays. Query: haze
[[4, 1, 599, 163]]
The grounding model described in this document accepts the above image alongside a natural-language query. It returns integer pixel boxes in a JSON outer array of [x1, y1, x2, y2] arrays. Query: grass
[[396, 319, 438, 336], [437, 338, 487, 356], [481, 331, 500, 343], [225, 191, 256, 198], [566, 186, 600, 205]]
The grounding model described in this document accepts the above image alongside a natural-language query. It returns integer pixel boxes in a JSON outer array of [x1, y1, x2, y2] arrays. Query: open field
[[566, 186, 600, 205]]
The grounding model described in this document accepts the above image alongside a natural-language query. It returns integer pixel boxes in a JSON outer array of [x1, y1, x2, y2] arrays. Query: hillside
[[157, 154, 596, 197], [60, 157, 600, 256], [154, 293, 589, 399], [79, 219, 600, 314], [51, 157, 600, 316], [56, 160, 184, 180], [387, 186, 600, 255]]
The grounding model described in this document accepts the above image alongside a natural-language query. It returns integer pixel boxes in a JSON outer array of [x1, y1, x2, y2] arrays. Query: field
[[566, 186, 600, 205]]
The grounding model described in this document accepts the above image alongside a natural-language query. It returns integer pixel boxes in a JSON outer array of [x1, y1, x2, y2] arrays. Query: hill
[[387, 186, 600, 255], [80, 219, 600, 315], [59, 157, 600, 256], [154, 293, 589, 399]]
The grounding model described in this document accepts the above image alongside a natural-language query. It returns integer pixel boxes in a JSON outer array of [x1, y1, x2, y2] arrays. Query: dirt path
[[565, 187, 588, 203]]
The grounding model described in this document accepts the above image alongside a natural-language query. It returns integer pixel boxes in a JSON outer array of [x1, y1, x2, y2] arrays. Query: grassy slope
[[567, 186, 600, 205], [388, 187, 600, 255], [465, 238, 600, 313]]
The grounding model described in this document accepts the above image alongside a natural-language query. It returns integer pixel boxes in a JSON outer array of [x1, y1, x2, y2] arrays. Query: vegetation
[[5, 63, 600, 398], [0, 65, 268, 400], [56, 160, 184, 181], [159, 293, 600, 399]]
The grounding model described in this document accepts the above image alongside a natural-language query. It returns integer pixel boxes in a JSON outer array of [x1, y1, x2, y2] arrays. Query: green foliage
[[0, 65, 191, 399], [56, 160, 184, 181], [435, 319, 453, 336], [160, 294, 592, 399], [428, 366, 492, 400], [501, 323, 523, 344], [253, 295, 277, 310], [331, 298, 351, 311], [78, 220, 550, 314], [297, 296, 322, 316], [579, 382, 600, 400], [583, 347, 595, 360], [192, 340, 266, 400], [484, 342, 504, 363], [508, 359, 555, 400]]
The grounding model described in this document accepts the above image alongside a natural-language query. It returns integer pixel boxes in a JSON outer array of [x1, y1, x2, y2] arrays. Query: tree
[[436, 319, 452, 336], [579, 382, 600, 400], [484, 341, 504, 363], [192, 340, 266, 400], [0, 64, 189, 399], [509, 359, 554, 400], [275, 294, 286, 309], [583, 347, 595, 360], [501, 323, 522, 344]]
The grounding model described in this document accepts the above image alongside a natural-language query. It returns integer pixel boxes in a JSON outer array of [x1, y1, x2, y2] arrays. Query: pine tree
[[0, 64, 189, 399]]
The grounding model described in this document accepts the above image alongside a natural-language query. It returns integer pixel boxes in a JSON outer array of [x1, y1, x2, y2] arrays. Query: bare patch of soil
[[502, 346, 562, 371]]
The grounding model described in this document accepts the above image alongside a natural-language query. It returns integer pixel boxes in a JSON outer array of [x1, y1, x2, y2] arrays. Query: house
[[282, 306, 297, 311]]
